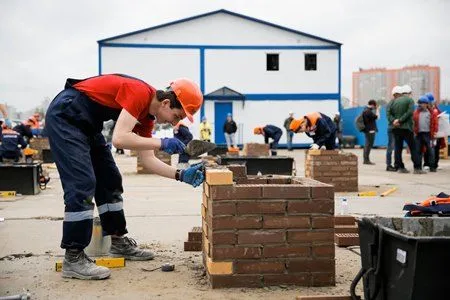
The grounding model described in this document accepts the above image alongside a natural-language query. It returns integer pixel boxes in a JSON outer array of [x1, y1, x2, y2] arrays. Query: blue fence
[[342, 105, 450, 147]]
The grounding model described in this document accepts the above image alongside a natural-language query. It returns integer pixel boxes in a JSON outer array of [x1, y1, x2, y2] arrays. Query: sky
[[1, 0, 449, 112]]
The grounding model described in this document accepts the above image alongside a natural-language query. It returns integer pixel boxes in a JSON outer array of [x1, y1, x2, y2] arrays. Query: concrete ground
[[1, 148, 449, 299]]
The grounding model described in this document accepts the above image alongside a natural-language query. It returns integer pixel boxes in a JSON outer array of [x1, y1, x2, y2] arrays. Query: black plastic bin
[[217, 156, 294, 175], [0, 163, 41, 195], [352, 217, 450, 300]]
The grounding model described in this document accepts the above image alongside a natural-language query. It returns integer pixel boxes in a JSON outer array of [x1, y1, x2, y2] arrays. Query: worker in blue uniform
[[253, 125, 283, 156], [0, 123, 27, 162], [45, 74, 204, 280], [290, 112, 337, 150]]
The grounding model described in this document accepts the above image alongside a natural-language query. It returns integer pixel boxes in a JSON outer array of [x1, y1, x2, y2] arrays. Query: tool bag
[[355, 113, 365, 132], [403, 192, 450, 216]]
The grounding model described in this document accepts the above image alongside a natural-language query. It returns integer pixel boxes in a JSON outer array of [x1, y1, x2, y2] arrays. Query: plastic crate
[[351, 217, 450, 300]]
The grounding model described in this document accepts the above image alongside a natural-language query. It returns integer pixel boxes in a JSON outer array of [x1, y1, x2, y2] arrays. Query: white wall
[[205, 49, 338, 94], [101, 47, 200, 91], [107, 13, 335, 46]]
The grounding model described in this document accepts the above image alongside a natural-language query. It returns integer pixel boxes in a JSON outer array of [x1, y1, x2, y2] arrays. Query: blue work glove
[[4, 118, 12, 128], [160, 138, 186, 155], [180, 163, 205, 188]]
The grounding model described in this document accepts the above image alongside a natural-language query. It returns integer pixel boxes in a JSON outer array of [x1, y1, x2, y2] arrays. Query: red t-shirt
[[73, 74, 156, 137]]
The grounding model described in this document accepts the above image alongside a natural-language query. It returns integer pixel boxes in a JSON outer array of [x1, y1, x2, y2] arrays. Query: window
[[305, 53, 317, 71], [266, 53, 279, 71]]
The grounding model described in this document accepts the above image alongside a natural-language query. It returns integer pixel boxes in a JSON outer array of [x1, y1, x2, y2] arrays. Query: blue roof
[[98, 9, 341, 45]]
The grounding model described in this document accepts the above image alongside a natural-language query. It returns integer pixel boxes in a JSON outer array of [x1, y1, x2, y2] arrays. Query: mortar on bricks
[[202, 165, 335, 288]]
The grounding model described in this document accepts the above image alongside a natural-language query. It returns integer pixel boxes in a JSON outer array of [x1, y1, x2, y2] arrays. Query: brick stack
[[202, 168, 335, 288], [242, 143, 270, 156], [334, 216, 359, 247], [137, 150, 171, 174], [29, 137, 50, 161], [184, 226, 202, 251], [304, 150, 358, 192]]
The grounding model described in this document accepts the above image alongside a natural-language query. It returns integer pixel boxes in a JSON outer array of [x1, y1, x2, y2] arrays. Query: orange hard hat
[[290, 118, 305, 132], [253, 127, 264, 135], [169, 79, 203, 123]]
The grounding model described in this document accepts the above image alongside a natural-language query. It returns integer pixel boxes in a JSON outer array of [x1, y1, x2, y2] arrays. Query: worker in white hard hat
[[385, 86, 403, 171]]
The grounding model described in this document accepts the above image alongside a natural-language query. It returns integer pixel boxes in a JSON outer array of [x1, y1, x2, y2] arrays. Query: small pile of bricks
[[137, 150, 171, 174], [29, 137, 50, 160], [242, 143, 270, 156], [202, 166, 335, 288], [184, 226, 202, 251], [304, 150, 358, 192], [334, 216, 359, 247]]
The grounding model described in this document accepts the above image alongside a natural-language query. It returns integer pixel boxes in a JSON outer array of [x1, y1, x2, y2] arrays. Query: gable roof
[[98, 9, 341, 45], [204, 86, 245, 100]]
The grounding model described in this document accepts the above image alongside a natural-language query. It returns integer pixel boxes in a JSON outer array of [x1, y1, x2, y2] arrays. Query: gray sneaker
[[62, 249, 111, 280], [109, 236, 155, 261], [397, 168, 410, 174], [413, 169, 427, 174]]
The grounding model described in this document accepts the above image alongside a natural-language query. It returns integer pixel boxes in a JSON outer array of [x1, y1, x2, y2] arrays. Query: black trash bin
[[351, 217, 450, 300]]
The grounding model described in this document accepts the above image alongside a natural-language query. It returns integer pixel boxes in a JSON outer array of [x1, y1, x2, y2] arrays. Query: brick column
[[304, 150, 358, 192], [202, 168, 335, 288]]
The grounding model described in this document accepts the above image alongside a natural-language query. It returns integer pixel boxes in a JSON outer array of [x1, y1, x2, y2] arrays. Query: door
[[214, 102, 232, 145]]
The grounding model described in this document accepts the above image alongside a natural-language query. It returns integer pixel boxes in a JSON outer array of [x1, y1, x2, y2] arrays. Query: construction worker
[[253, 125, 283, 156], [45, 74, 204, 280], [199, 116, 212, 142], [0, 103, 12, 139], [174, 121, 193, 167], [424, 92, 445, 170], [386, 86, 402, 171], [13, 118, 35, 143], [290, 112, 337, 150], [0, 122, 27, 162]]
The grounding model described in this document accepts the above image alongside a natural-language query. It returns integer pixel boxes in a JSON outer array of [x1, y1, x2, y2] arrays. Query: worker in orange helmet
[[45, 74, 204, 280], [253, 124, 283, 155], [290, 112, 337, 150]]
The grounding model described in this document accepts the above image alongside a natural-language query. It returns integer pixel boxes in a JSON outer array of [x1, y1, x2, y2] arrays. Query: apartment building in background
[[352, 65, 440, 106]]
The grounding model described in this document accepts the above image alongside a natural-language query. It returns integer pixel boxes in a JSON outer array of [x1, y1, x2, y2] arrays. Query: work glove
[[4, 118, 12, 128], [160, 138, 186, 155], [320, 145, 326, 150], [310, 143, 320, 150], [180, 163, 204, 188]]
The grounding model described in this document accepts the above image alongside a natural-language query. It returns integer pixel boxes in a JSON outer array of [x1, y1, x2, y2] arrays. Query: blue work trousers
[[46, 88, 127, 250]]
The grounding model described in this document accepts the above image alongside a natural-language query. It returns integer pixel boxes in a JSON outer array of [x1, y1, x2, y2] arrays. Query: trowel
[[185, 140, 217, 157]]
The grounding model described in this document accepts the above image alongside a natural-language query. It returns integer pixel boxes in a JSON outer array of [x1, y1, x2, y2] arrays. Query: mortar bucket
[[85, 217, 111, 256]]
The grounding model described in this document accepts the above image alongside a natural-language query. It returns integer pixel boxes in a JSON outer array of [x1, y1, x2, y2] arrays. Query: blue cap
[[418, 96, 429, 104], [201, 116, 207, 121], [425, 92, 434, 102], [227, 113, 232, 117]]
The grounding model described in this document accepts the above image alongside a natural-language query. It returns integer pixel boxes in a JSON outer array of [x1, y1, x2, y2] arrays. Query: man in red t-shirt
[[45, 74, 204, 280]]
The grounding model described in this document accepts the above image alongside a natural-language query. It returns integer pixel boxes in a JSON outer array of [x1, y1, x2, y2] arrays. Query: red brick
[[287, 200, 334, 214], [267, 177, 292, 184], [238, 230, 285, 244], [210, 185, 262, 200], [312, 245, 335, 258], [211, 231, 236, 245], [263, 216, 310, 229], [210, 202, 236, 216], [312, 216, 334, 229], [245, 177, 269, 184], [335, 233, 359, 247], [264, 273, 311, 286], [227, 164, 247, 179], [188, 230, 202, 242], [211, 246, 261, 260], [237, 201, 286, 215], [209, 274, 263, 288], [296, 296, 352, 300], [334, 216, 356, 226], [288, 259, 335, 273], [263, 245, 310, 258], [311, 186, 334, 200], [235, 261, 285, 274], [334, 225, 358, 234], [184, 241, 201, 251], [212, 216, 262, 230], [311, 272, 336, 286], [262, 185, 310, 199], [287, 230, 334, 244]]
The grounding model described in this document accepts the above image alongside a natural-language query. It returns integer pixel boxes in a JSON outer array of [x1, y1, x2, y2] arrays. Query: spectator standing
[[387, 85, 424, 174], [283, 112, 294, 151], [413, 96, 438, 172], [199, 116, 212, 142], [424, 92, 445, 170], [223, 113, 237, 149], [362, 100, 379, 165], [386, 86, 402, 171], [333, 112, 343, 149]]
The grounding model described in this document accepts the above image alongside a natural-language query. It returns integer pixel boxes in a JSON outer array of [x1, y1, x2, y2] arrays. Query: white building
[[98, 9, 342, 146]]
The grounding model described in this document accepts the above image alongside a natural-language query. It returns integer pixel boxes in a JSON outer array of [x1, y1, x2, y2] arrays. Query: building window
[[266, 53, 279, 71], [305, 53, 317, 71]]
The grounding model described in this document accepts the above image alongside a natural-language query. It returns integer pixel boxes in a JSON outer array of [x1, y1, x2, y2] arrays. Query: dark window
[[305, 53, 317, 71], [266, 53, 279, 71]]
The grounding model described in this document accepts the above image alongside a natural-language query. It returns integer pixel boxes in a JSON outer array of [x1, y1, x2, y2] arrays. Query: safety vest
[[199, 122, 212, 140], [305, 112, 322, 131], [403, 193, 450, 216]]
